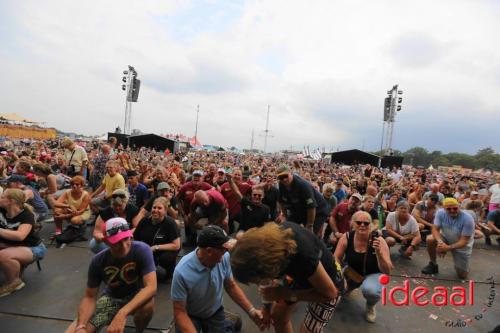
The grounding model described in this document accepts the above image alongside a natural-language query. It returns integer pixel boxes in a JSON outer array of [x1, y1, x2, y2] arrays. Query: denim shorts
[[31, 242, 47, 261]]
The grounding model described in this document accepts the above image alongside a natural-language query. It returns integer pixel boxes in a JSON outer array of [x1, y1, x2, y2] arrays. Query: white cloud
[[1, 0, 499, 153]]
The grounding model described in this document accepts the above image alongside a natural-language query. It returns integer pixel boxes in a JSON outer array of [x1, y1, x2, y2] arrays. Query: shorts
[[89, 294, 133, 330], [441, 235, 471, 272], [303, 296, 342, 333], [31, 242, 47, 261]]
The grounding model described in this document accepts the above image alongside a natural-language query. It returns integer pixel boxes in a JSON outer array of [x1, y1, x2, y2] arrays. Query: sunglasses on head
[[106, 223, 130, 237], [354, 221, 371, 227], [112, 194, 127, 199]]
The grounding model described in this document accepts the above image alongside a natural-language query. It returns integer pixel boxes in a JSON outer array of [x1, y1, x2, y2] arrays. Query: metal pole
[[380, 121, 385, 155], [263, 105, 270, 153], [194, 104, 199, 143], [250, 128, 254, 150]]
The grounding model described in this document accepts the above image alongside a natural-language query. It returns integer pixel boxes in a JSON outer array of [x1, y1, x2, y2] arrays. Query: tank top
[[67, 190, 90, 211], [344, 231, 380, 276]]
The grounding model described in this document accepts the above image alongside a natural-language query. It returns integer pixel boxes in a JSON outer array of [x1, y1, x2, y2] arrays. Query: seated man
[[421, 198, 474, 279], [90, 160, 126, 215], [383, 201, 421, 258], [484, 208, 500, 246], [65, 217, 156, 333], [189, 189, 229, 233], [171, 225, 263, 332]]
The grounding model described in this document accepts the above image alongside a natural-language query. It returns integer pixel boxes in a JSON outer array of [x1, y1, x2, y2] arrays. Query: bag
[[343, 266, 365, 284], [55, 225, 86, 245]]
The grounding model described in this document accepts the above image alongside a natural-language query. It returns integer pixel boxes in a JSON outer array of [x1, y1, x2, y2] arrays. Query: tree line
[[372, 147, 500, 171]]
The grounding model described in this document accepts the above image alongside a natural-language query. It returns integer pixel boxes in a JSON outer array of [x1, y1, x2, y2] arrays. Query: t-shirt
[[385, 212, 419, 236], [262, 185, 280, 220], [333, 188, 347, 203], [331, 202, 355, 234], [171, 251, 232, 318], [87, 241, 156, 299], [279, 174, 329, 225], [220, 182, 252, 220], [177, 181, 212, 215], [128, 183, 149, 208], [413, 201, 436, 223], [194, 189, 228, 224], [280, 222, 337, 290], [64, 146, 88, 172], [238, 197, 271, 232], [486, 210, 500, 228], [134, 216, 180, 246], [0, 208, 40, 247], [362, 207, 378, 222], [102, 173, 126, 197], [434, 209, 474, 254], [489, 184, 500, 204], [99, 204, 139, 226]]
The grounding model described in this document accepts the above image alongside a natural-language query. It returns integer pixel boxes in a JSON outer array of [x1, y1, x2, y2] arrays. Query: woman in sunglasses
[[53, 176, 91, 236], [334, 211, 392, 323]]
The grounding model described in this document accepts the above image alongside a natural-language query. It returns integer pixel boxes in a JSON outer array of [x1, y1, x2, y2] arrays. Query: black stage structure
[[328, 149, 404, 168], [108, 133, 176, 152]]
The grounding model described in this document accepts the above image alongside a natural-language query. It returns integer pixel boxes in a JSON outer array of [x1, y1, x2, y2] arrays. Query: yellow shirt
[[102, 173, 125, 196]]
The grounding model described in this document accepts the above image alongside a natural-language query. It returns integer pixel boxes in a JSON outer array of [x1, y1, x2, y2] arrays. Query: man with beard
[[328, 193, 362, 247]]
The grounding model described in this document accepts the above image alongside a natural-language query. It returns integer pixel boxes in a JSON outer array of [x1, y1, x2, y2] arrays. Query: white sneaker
[[365, 303, 376, 323]]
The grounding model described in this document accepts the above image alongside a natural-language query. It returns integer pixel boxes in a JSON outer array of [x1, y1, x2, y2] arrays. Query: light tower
[[381, 85, 403, 155]]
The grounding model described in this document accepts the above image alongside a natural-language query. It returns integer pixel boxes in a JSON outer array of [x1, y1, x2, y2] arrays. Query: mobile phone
[[371, 231, 379, 243]]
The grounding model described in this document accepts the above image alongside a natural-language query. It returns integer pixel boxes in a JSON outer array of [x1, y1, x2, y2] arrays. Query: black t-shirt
[[278, 174, 329, 225], [143, 194, 178, 212], [0, 208, 40, 247], [281, 222, 336, 290], [362, 207, 378, 222], [134, 216, 180, 246], [99, 204, 139, 226], [238, 197, 271, 232], [263, 185, 280, 220]]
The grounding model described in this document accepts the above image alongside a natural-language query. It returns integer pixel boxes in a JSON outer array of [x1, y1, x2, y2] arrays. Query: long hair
[[4, 188, 33, 213], [230, 223, 297, 284]]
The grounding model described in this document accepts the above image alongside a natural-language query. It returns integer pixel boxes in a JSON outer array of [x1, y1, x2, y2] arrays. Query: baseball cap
[[197, 225, 231, 249], [428, 193, 439, 202], [336, 179, 343, 184], [193, 170, 204, 177], [157, 182, 171, 191], [104, 217, 133, 244], [217, 168, 226, 174], [111, 189, 129, 204], [470, 191, 479, 196], [276, 164, 291, 176], [126, 170, 138, 177], [350, 193, 363, 202]]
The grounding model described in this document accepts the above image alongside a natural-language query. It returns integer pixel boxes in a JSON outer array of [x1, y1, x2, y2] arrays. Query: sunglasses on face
[[71, 183, 82, 187], [445, 207, 459, 212], [277, 175, 288, 181], [106, 223, 130, 237], [252, 193, 263, 198], [354, 221, 371, 227], [112, 194, 127, 199]]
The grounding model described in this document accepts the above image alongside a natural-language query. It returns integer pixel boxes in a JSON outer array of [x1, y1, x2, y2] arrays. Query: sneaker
[[421, 261, 439, 275], [0, 279, 25, 298], [485, 237, 492, 246], [224, 310, 242, 332], [365, 303, 376, 323]]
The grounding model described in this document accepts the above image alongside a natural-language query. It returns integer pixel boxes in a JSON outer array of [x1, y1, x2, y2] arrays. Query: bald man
[[421, 198, 474, 279], [189, 189, 229, 233]]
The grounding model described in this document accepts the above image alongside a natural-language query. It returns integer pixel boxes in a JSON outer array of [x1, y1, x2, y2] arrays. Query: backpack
[[55, 224, 87, 245]]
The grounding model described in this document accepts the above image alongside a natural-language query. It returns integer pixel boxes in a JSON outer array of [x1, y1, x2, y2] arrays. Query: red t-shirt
[[220, 182, 252, 219], [331, 202, 355, 234], [206, 188, 228, 211], [177, 181, 212, 214]]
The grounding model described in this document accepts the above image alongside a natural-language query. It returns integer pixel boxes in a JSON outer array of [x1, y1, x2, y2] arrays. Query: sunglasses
[[354, 221, 371, 227], [277, 175, 288, 181], [71, 183, 82, 187], [445, 207, 459, 212], [112, 194, 127, 199], [106, 223, 130, 237], [252, 193, 263, 198]]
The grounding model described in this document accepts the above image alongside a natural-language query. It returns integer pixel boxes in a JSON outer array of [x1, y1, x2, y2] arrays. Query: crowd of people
[[0, 136, 499, 333]]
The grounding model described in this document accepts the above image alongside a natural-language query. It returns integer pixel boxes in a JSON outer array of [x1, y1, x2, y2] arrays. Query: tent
[[329, 149, 380, 166]]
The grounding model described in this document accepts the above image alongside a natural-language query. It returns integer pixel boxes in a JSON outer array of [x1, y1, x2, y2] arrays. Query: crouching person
[[65, 217, 157, 333]]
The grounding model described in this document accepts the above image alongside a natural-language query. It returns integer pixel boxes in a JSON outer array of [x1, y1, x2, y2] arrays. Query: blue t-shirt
[[434, 209, 474, 253], [334, 188, 347, 203], [171, 250, 232, 319], [87, 241, 156, 299], [128, 183, 150, 208], [487, 210, 500, 228]]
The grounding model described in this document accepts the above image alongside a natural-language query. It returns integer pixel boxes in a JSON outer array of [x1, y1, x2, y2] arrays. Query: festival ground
[[0, 220, 498, 333]]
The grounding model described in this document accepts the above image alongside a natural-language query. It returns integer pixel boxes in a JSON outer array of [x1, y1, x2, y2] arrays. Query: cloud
[[0, 0, 499, 154]]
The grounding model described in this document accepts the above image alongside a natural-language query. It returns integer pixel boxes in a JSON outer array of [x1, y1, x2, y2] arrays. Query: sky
[[1, 0, 499, 154]]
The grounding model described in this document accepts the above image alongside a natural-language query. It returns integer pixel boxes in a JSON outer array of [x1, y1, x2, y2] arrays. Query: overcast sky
[[1, 0, 499, 153]]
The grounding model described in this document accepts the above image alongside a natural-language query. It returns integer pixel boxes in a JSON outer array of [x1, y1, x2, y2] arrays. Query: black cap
[[428, 193, 439, 202], [127, 170, 138, 177], [197, 225, 230, 248]]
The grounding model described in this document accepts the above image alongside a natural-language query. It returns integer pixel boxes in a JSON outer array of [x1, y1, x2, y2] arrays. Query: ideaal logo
[[379, 274, 496, 327]]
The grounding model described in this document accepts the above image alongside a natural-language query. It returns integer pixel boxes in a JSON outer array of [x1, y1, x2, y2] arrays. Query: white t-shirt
[[489, 184, 500, 204], [386, 212, 419, 236]]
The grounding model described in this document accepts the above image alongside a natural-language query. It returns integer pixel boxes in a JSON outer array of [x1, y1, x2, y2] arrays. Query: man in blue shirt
[[333, 179, 347, 203], [171, 225, 263, 332], [421, 198, 474, 279], [127, 170, 149, 208]]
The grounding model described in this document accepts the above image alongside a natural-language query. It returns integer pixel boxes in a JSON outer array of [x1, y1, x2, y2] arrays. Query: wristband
[[247, 307, 257, 316]]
